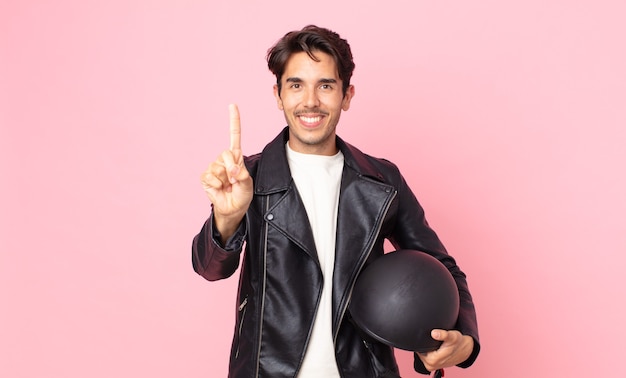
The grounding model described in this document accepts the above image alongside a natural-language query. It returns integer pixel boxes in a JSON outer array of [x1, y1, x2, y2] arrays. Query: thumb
[[230, 161, 252, 189], [431, 329, 448, 341], [228, 165, 241, 184]]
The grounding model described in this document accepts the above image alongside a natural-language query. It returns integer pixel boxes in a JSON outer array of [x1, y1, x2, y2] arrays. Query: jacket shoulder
[[339, 138, 403, 183]]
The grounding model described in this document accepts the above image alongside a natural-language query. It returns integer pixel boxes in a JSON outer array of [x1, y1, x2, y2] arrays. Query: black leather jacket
[[193, 128, 480, 377]]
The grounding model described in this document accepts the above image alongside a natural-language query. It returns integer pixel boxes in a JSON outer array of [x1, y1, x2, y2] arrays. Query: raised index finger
[[229, 103, 241, 152]]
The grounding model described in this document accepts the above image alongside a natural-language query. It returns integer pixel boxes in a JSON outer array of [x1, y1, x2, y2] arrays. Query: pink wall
[[2, 1, 625, 377]]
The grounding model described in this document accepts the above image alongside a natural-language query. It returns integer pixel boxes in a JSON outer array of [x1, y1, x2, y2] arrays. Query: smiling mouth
[[299, 115, 323, 123]]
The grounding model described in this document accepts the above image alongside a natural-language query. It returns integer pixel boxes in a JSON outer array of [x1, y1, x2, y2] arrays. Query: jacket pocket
[[234, 295, 248, 359]]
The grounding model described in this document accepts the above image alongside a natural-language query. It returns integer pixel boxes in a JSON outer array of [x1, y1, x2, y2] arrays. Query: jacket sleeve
[[191, 210, 247, 281], [388, 173, 481, 373]]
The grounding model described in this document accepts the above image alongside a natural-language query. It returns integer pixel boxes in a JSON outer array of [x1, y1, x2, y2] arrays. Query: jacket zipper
[[254, 198, 270, 377], [235, 296, 248, 359]]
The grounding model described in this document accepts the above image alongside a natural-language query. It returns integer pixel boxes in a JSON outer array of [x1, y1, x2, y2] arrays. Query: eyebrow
[[285, 77, 338, 84]]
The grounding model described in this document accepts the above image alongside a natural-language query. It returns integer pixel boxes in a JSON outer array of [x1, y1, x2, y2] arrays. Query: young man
[[193, 25, 480, 377]]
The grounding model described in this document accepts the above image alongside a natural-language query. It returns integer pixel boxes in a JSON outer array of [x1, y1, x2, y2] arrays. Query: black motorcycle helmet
[[349, 249, 460, 352]]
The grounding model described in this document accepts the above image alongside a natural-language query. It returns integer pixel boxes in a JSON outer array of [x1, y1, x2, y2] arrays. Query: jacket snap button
[[267, 214, 274, 220]]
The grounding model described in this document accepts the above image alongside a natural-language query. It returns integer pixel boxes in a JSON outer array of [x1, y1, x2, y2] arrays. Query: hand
[[201, 104, 253, 242], [417, 330, 474, 372]]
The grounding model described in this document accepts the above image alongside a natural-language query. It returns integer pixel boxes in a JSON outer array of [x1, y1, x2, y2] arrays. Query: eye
[[320, 84, 332, 90], [290, 83, 301, 89]]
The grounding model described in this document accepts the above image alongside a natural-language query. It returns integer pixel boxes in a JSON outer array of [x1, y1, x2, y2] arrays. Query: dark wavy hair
[[267, 25, 355, 96]]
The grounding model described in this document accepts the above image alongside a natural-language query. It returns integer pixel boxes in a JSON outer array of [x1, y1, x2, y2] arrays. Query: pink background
[[2, 1, 625, 377]]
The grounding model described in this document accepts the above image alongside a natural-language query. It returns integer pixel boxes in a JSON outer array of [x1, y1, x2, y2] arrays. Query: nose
[[303, 87, 320, 108]]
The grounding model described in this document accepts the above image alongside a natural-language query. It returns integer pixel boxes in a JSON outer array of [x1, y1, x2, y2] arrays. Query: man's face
[[274, 51, 355, 155]]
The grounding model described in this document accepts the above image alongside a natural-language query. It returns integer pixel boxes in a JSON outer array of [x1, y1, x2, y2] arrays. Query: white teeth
[[300, 116, 321, 123]]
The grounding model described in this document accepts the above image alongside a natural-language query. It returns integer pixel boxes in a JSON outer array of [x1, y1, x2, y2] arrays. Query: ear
[[341, 85, 355, 111], [273, 84, 284, 110]]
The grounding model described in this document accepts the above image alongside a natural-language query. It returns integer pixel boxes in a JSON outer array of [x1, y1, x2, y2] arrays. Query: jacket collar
[[254, 127, 386, 194]]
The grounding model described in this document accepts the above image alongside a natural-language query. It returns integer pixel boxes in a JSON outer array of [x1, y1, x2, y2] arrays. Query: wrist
[[457, 335, 480, 368], [213, 212, 244, 244]]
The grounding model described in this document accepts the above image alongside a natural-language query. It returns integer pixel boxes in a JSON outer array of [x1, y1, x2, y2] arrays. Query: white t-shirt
[[286, 143, 344, 378]]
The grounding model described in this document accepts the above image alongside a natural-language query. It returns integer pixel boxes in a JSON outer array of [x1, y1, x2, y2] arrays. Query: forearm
[[191, 214, 246, 281], [213, 210, 246, 245]]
